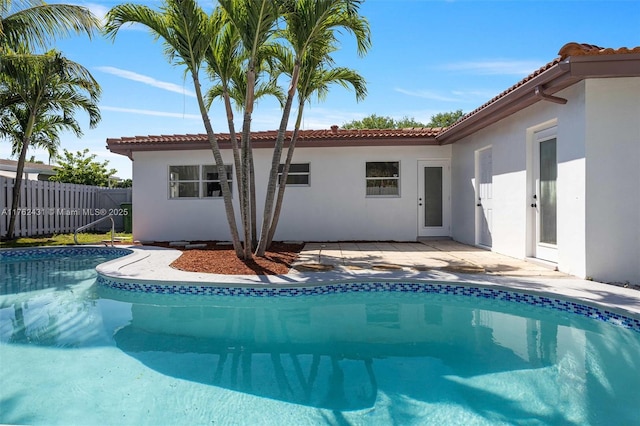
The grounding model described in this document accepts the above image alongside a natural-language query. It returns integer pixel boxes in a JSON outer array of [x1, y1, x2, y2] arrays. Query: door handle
[[476, 203, 482, 207], [531, 203, 537, 208]]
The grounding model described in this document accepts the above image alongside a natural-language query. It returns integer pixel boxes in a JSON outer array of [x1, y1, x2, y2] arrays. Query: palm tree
[[255, 0, 371, 256], [1, 50, 101, 240], [264, 42, 367, 248], [204, 11, 284, 248], [206, 59, 285, 248], [204, 15, 244, 213], [104, 0, 245, 258], [217, 0, 282, 259]]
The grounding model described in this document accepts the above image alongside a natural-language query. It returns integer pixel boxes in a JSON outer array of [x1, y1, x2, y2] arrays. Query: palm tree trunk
[[241, 113, 252, 258], [249, 149, 258, 249], [222, 90, 248, 250], [266, 100, 305, 247], [240, 63, 257, 259], [7, 140, 29, 240], [222, 90, 243, 205], [191, 72, 244, 258], [255, 62, 300, 256], [6, 111, 36, 240]]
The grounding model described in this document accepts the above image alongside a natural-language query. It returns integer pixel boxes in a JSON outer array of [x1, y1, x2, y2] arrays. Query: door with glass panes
[[417, 160, 450, 237], [532, 128, 558, 263]]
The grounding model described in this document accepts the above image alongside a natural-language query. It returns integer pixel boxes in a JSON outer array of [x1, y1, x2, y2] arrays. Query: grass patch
[[0, 232, 133, 248]]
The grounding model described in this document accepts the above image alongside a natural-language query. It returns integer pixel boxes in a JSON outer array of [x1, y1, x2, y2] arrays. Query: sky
[[3, 0, 639, 179]]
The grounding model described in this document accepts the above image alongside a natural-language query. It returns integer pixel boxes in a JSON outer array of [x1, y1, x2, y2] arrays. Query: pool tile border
[[4, 246, 638, 333], [96, 276, 640, 333], [0, 246, 132, 260]]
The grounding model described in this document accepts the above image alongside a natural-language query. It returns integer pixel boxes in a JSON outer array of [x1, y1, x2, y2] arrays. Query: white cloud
[[441, 60, 544, 76], [101, 106, 201, 119], [96, 66, 197, 97], [75, 2, 147, 31], [451, 89, 497, 99], [394, 88, 460, 102], [82, 3, 109, 23], [395, 88, 495, 104]]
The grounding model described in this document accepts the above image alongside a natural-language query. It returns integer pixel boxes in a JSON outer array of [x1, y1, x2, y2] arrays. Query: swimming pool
[[1, 247, 639, 425]]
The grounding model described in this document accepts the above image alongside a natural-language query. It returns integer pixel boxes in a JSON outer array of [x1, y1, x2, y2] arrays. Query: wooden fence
[[1, 176, 131, 238]]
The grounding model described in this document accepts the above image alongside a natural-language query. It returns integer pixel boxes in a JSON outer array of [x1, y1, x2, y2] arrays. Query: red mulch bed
[[147, 241, 304, 275]]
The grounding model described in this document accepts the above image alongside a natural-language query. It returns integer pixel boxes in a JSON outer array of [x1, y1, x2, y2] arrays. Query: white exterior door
[[475, 147, 493, 248], [532, 128, 558, 263], [417, 160, 450, 237]]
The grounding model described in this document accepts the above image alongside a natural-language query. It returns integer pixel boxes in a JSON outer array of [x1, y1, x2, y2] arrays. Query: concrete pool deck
[[294, 240, 568, 277], [96, 240, 640, 317]]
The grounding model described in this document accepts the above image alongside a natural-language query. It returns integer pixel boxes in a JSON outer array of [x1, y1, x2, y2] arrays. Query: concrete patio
[[294, 240, 568, 278]]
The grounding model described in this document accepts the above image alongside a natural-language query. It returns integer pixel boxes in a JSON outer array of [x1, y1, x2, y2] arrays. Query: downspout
[[534, 85, 568, 104]]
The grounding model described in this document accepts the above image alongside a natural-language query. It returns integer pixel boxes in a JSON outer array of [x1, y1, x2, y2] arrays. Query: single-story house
[[107, 42, 640, 285], [0, 158, 56, 181]]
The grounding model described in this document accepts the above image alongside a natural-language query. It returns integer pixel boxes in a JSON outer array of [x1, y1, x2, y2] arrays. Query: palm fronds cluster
[[105, 0, 371, 259]]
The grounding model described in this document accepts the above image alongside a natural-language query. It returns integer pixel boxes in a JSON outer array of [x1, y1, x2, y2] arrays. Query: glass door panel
[[417, 160, 450, 237], [539, 139, 557, 245], [424, 167, 443, 227]]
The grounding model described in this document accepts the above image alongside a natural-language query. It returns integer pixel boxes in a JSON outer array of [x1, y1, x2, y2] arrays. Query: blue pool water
[[1, 248, 639, 425]]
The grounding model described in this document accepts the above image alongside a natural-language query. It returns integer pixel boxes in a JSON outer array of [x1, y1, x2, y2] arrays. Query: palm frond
[[1, 2, 99, 51], [105, 0, 213, 73], [282, 0, 370, 57], [217, 0, 280, 60]]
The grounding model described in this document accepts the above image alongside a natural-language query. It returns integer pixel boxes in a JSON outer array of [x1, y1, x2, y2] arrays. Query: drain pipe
[[534, 85, 568, 104]]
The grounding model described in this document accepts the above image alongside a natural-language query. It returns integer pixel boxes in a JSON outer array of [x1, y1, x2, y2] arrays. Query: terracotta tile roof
[[558, 42, 640, 60], [106, 127, 441, 147]]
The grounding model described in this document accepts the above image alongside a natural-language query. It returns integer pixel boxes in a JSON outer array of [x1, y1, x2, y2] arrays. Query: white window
[[169, 165, 232, 199], [366, 161, 400, 196], [169, 165, 199, 198], [278, 163, 310, 186], [202, 165, 233, 197]]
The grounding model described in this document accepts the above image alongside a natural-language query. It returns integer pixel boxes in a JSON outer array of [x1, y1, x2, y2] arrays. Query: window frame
[[169, 165, 200, 199], [168, 164, 233, 199], [202, 164, 233, 198], [365, 161, 401, 197], [278, 162, 310, 186]]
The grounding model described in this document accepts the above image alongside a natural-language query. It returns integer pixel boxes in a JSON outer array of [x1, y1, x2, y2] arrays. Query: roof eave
[[437, 52, 640, 145], [562, 52, 640, 78], [436, 63, 573, 145]]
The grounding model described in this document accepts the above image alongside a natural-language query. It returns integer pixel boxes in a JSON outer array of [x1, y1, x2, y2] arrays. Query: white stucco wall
[[584, 77, 640, 284], [451, 82, 588, 277], [132, 144, 451, 242]]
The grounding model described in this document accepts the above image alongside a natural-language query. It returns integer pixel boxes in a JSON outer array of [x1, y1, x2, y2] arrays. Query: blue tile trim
[[0, 246, 132, 260], [96, 277, 640, 333]]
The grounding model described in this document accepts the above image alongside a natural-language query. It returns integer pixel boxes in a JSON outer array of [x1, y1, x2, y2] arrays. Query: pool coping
[[90, 245, 640, 319]]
